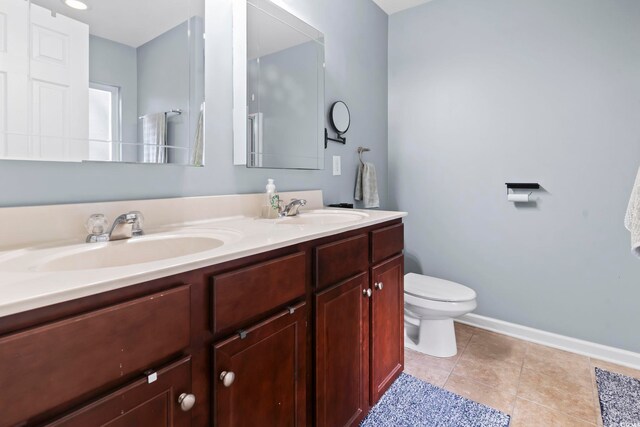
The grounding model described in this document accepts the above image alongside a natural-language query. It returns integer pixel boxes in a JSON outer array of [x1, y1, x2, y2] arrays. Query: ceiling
[[372, 0, 434, 15], [32, 0, 204, 47]]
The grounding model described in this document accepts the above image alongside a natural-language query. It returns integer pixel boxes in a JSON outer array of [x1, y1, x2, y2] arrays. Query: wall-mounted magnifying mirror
[[325, 101, 350, 148], [331, 101, 350, 135]]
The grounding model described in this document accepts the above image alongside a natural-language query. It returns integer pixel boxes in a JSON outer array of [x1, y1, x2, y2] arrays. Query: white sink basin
[[0, 228, 241, 272], [278, 209, 369, 225], [39, 235, 224, 272]]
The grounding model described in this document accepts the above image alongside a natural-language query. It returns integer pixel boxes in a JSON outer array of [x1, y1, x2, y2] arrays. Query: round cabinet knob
[[220, 371, 235, 387], [363, 288, 372, 298], [178, 393, 196, 412], [375, 282, 384, 291]]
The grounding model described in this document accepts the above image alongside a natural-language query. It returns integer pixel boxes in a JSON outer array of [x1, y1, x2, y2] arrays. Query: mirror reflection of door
[[0, 0, 205, 165]]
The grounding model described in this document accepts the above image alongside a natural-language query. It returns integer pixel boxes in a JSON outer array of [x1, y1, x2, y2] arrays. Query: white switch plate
[[332, 156, 341, 176]]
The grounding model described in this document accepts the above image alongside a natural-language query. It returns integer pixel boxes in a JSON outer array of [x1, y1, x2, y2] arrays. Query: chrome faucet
[[279, 199, 307, 217], [86, 212, 144, 243]]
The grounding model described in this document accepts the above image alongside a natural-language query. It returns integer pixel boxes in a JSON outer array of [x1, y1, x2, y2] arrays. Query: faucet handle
[[128, 211, 144, 236], [85, 214, 108, 235]]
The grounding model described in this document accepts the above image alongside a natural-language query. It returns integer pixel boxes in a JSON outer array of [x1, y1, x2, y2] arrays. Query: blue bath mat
[[595, 367, 640, 427], [360, 373, 510, 427]]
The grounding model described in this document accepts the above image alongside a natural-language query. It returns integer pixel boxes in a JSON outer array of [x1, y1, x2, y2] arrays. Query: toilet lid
[[404, 273, 476, 302]]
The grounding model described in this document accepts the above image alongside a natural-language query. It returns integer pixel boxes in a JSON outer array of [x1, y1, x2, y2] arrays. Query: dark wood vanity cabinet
[[0, 219, 403, 427], [314, 224, 405, 427]]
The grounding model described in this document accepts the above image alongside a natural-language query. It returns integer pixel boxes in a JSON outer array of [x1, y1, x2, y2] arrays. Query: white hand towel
[[142, 112, 167, 164], [355, 162, 380, 209], [624, 166, 640, 258]]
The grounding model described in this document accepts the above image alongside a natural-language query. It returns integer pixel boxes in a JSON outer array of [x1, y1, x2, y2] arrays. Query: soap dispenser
[[262, 179, 280, 219]]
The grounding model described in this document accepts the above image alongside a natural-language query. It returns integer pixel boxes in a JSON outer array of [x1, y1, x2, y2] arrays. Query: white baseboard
[[457, 313, 640, 371]]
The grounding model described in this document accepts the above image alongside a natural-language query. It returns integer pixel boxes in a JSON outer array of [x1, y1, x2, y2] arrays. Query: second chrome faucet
[[279, 199, 307, 217]]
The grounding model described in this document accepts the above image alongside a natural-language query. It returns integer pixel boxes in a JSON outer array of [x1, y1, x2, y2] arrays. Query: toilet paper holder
[[505, 183, 540, 202], [505, 183, 540, 195]]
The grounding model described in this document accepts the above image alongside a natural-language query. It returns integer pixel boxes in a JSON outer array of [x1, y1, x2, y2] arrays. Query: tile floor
[[404, 322, 640, 426]]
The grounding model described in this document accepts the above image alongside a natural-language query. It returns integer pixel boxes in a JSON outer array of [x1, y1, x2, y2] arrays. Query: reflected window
[[88, 83, 121, 161]]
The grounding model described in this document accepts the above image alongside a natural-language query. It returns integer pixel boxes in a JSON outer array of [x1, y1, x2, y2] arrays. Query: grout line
[[511, 341, 531, 415], [443, 329, 473, 386]]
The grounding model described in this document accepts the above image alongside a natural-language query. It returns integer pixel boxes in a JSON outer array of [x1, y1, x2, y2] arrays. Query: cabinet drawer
[[212, 252, 306, 335], [46, 356, 192, 427], [371, 223, 404, 263], [0, 285, 191, 427], [315, 234, 368, 289]]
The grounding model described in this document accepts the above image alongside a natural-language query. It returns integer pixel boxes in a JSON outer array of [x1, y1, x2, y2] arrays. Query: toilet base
[[404, 317, 458, 358]]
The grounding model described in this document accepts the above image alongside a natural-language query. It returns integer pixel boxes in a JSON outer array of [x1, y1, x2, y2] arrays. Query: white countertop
[[0, 208, 406, 317]]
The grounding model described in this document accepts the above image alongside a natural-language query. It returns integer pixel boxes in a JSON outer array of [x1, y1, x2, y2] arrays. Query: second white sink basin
[[278, 209, 369, 225]]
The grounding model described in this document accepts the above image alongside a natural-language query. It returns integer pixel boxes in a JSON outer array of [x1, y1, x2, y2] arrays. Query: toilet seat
[[405, 273, 476, 302]]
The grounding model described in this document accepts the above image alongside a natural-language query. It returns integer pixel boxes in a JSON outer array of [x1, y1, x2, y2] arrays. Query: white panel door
[[30, 3, 88, 161], [0, 0, 29, 158]]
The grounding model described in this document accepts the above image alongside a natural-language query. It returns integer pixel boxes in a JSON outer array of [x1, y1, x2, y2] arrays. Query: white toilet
[[404, 273, 477, 358]]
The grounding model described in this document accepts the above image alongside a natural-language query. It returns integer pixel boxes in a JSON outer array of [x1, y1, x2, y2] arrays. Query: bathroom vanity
[[0, 192, 405, 427]]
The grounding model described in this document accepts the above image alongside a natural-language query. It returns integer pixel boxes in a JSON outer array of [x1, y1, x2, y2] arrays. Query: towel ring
[[357, 146, 370, 165]]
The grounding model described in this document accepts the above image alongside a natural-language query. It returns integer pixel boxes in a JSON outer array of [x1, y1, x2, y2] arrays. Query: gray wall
[[389, 0, 640, 351], [89, 35, 138, 159], [0, 0, 388, 208]]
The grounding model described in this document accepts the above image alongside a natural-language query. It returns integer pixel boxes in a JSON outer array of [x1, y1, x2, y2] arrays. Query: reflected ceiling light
[[62, 0, 88, 10]]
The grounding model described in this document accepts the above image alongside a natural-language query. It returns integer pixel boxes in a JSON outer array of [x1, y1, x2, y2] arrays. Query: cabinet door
[[370, 254, 404, 403], [315, 273, 370, 427], [214, 302, 306, 427], [46, 357, 193, 427]]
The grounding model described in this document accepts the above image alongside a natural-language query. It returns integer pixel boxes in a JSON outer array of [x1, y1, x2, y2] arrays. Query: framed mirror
[[233, 0, 325, 170], [0, 0, 205, 166]]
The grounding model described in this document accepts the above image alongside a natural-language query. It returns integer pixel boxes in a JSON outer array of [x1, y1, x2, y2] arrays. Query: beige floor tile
[[524, 343, 592, 386], [454, 322, 475, 350], [592, 382, 603, 427], [404, 356, 451, 387], [405, 347, 458, 373], [444, 373, 516, 415], [460, 329, 528, 366], [590, 358, 640, 380], [511, 398, 596, 427], [588, 364, 604, 427], [517, 368, 596, 424], [451, 354, 522, 395]]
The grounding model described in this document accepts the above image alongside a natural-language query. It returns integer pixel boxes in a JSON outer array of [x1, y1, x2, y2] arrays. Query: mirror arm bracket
[[324, 128, 346, 149]]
